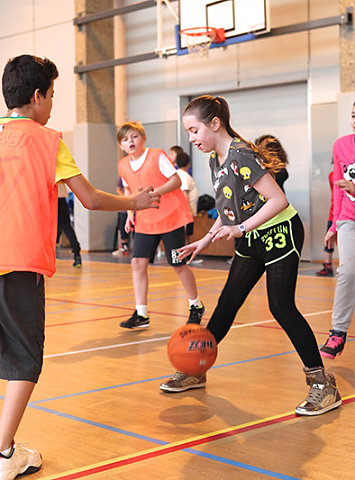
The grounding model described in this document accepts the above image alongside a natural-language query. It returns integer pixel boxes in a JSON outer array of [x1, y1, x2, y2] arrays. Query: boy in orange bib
[[117, 122, 205, 329], [0, 55, 159, 479]]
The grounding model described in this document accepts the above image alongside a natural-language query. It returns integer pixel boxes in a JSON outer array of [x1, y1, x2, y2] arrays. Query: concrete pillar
[[338, 1, 355, 136], [74, 0, 117, 251]]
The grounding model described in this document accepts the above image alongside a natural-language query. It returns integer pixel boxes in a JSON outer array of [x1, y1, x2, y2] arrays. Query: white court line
[[44, 310, 332, 359]]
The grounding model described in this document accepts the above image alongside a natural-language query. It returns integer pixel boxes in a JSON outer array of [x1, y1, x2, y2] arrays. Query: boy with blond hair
[[117, 122, 204, 329]]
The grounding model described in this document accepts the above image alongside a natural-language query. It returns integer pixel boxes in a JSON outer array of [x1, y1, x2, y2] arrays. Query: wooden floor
[[2, 252, 354, 480]]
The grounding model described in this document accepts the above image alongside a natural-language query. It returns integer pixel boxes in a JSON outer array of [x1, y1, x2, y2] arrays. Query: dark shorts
[[133, 227, 187, 266], [185, 222, 194, 237], [324, 220, 334, 253], [235, 213, 304, 266], [0, 271, 45, 382]]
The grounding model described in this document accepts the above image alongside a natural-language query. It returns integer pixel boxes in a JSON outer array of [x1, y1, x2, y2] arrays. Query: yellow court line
[[38, 395, 355, 480], [38, 409, 296, 480], [47, 275, 228, 298]]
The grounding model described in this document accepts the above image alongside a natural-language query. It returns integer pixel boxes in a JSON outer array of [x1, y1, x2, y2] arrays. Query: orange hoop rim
[[180, 26, 225, 43], [180, 26, 217, 37]]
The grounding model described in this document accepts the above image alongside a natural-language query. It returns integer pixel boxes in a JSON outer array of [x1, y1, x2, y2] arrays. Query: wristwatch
[[238, 224, 246, 236]]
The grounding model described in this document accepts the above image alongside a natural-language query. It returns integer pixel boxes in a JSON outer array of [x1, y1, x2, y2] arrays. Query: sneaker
[[120, 310, 150, 329], [187, 303, 205, 324], [160, 371, 207, 392], [316, 263, 333, 276], [190, 258, 204, 265], [112, 250, 120, 256], [0, 443, 42, 479], [120, 244, 130, 255], [295, 367, 342, 416], [320, 330, 347, 359], [73, 254, 82, 268]]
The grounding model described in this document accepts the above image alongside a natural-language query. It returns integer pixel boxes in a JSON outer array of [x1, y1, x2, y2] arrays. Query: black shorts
[[0, 271, 45, 382], [235, 213, 304, 266], [133, 227, 187, 266]]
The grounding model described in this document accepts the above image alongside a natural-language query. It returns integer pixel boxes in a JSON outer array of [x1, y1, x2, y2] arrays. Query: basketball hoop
[[180, 27, 225, 58]]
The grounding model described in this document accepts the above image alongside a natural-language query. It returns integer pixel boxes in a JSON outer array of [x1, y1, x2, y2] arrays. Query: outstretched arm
[[64, 174, 160, 211]]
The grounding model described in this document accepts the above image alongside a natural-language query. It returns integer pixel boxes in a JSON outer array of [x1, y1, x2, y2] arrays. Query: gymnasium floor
[[3, 250, 354, 480]]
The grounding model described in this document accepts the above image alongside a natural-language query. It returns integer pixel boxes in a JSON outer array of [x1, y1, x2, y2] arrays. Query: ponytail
[[184, 95, 287, 175]]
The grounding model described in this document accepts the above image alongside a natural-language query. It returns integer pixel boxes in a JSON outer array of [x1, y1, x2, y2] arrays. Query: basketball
[[167, 324, 217, 376]]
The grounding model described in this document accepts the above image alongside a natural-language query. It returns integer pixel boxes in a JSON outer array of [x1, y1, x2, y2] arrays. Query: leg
[[331, 220, 355, 333], [207, 255, 265, 343], [58, 198, 81, 256], [173, 264, 198, 300], [119, 257, 150, 329], [0, 273, 43, 475], [131, 257, 150, 305], [160, 254, 264, 393], [266, 252, 323, 368], [0, 381, 35, 450], [320, 220, 355, 358]]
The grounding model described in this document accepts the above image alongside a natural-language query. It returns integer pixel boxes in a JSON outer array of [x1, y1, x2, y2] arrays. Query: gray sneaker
[[295, 367, 342, 416], [160, 371, 207, 392]]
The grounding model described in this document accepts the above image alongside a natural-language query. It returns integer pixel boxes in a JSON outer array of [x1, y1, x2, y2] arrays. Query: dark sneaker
[[316, 263, 333, 276], [160, 371, 207, 392], [320, 330, 347, 359], [73, 254, 82, 268], [0, 443, 42, 479], [187, 303, 205, 324], [295, 367, 342, 416], [120, 310, 150, 329]]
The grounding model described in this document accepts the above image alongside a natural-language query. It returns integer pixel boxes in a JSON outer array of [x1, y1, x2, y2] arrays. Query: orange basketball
[[167, 324, 217, 376]]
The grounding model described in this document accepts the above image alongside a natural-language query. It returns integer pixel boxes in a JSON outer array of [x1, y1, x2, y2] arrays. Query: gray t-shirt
[[209, 138, 269, 225]]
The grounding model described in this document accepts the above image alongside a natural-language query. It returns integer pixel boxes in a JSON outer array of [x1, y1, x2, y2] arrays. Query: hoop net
[[180, 27, 225, 58]]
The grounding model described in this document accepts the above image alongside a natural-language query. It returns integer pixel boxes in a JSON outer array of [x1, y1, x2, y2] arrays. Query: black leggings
[[207, 217, 323, 369]]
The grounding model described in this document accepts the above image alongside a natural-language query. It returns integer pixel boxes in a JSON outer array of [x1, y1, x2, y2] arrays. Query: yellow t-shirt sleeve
[[55, 139, 82, 184]]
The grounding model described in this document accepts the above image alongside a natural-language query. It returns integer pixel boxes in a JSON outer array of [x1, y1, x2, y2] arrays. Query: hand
[[335, 179, 355, 195], [324, 230, 337, 250], [125, 212, 135, 233], [211, 225, 242, 242], [178, 236, 211, 263], [132, 186, 160, 210]]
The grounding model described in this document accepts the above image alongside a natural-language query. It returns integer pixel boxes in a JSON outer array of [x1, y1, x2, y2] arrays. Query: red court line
[[46, 298, 355, 339], [46, 315, 127, 328], [41, 396, 355, 480]]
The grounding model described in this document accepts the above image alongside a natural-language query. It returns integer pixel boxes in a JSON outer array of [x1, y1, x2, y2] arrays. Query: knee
[[131, 257, 147, 273]]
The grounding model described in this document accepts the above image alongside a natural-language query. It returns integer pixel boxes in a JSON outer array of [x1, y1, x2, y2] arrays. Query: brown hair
[[116, 121, 146, 143], [170, 145, 184, 156], [183, 95, 286, 174], [254, 135, 288, 172]]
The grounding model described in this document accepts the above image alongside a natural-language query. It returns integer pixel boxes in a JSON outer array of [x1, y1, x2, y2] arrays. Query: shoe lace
[[326, 335, 344, 348], [189, 305, 203, 321], [306, 383, 326, 404], [171, 371, 187, 381]]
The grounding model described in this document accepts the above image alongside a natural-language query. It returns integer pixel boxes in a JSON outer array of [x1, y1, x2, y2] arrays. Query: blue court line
[[184, 450, 301, 480], [30, 349, 297, 404], [27, 337, 355, 406], [27, 403, 301, 480]]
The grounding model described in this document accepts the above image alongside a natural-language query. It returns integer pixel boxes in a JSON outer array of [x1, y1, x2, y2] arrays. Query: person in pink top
[[320, 101, 355, 359]]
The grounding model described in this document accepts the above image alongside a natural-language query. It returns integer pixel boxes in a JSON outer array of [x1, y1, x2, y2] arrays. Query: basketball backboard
[[178, 0, 269, 52]]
